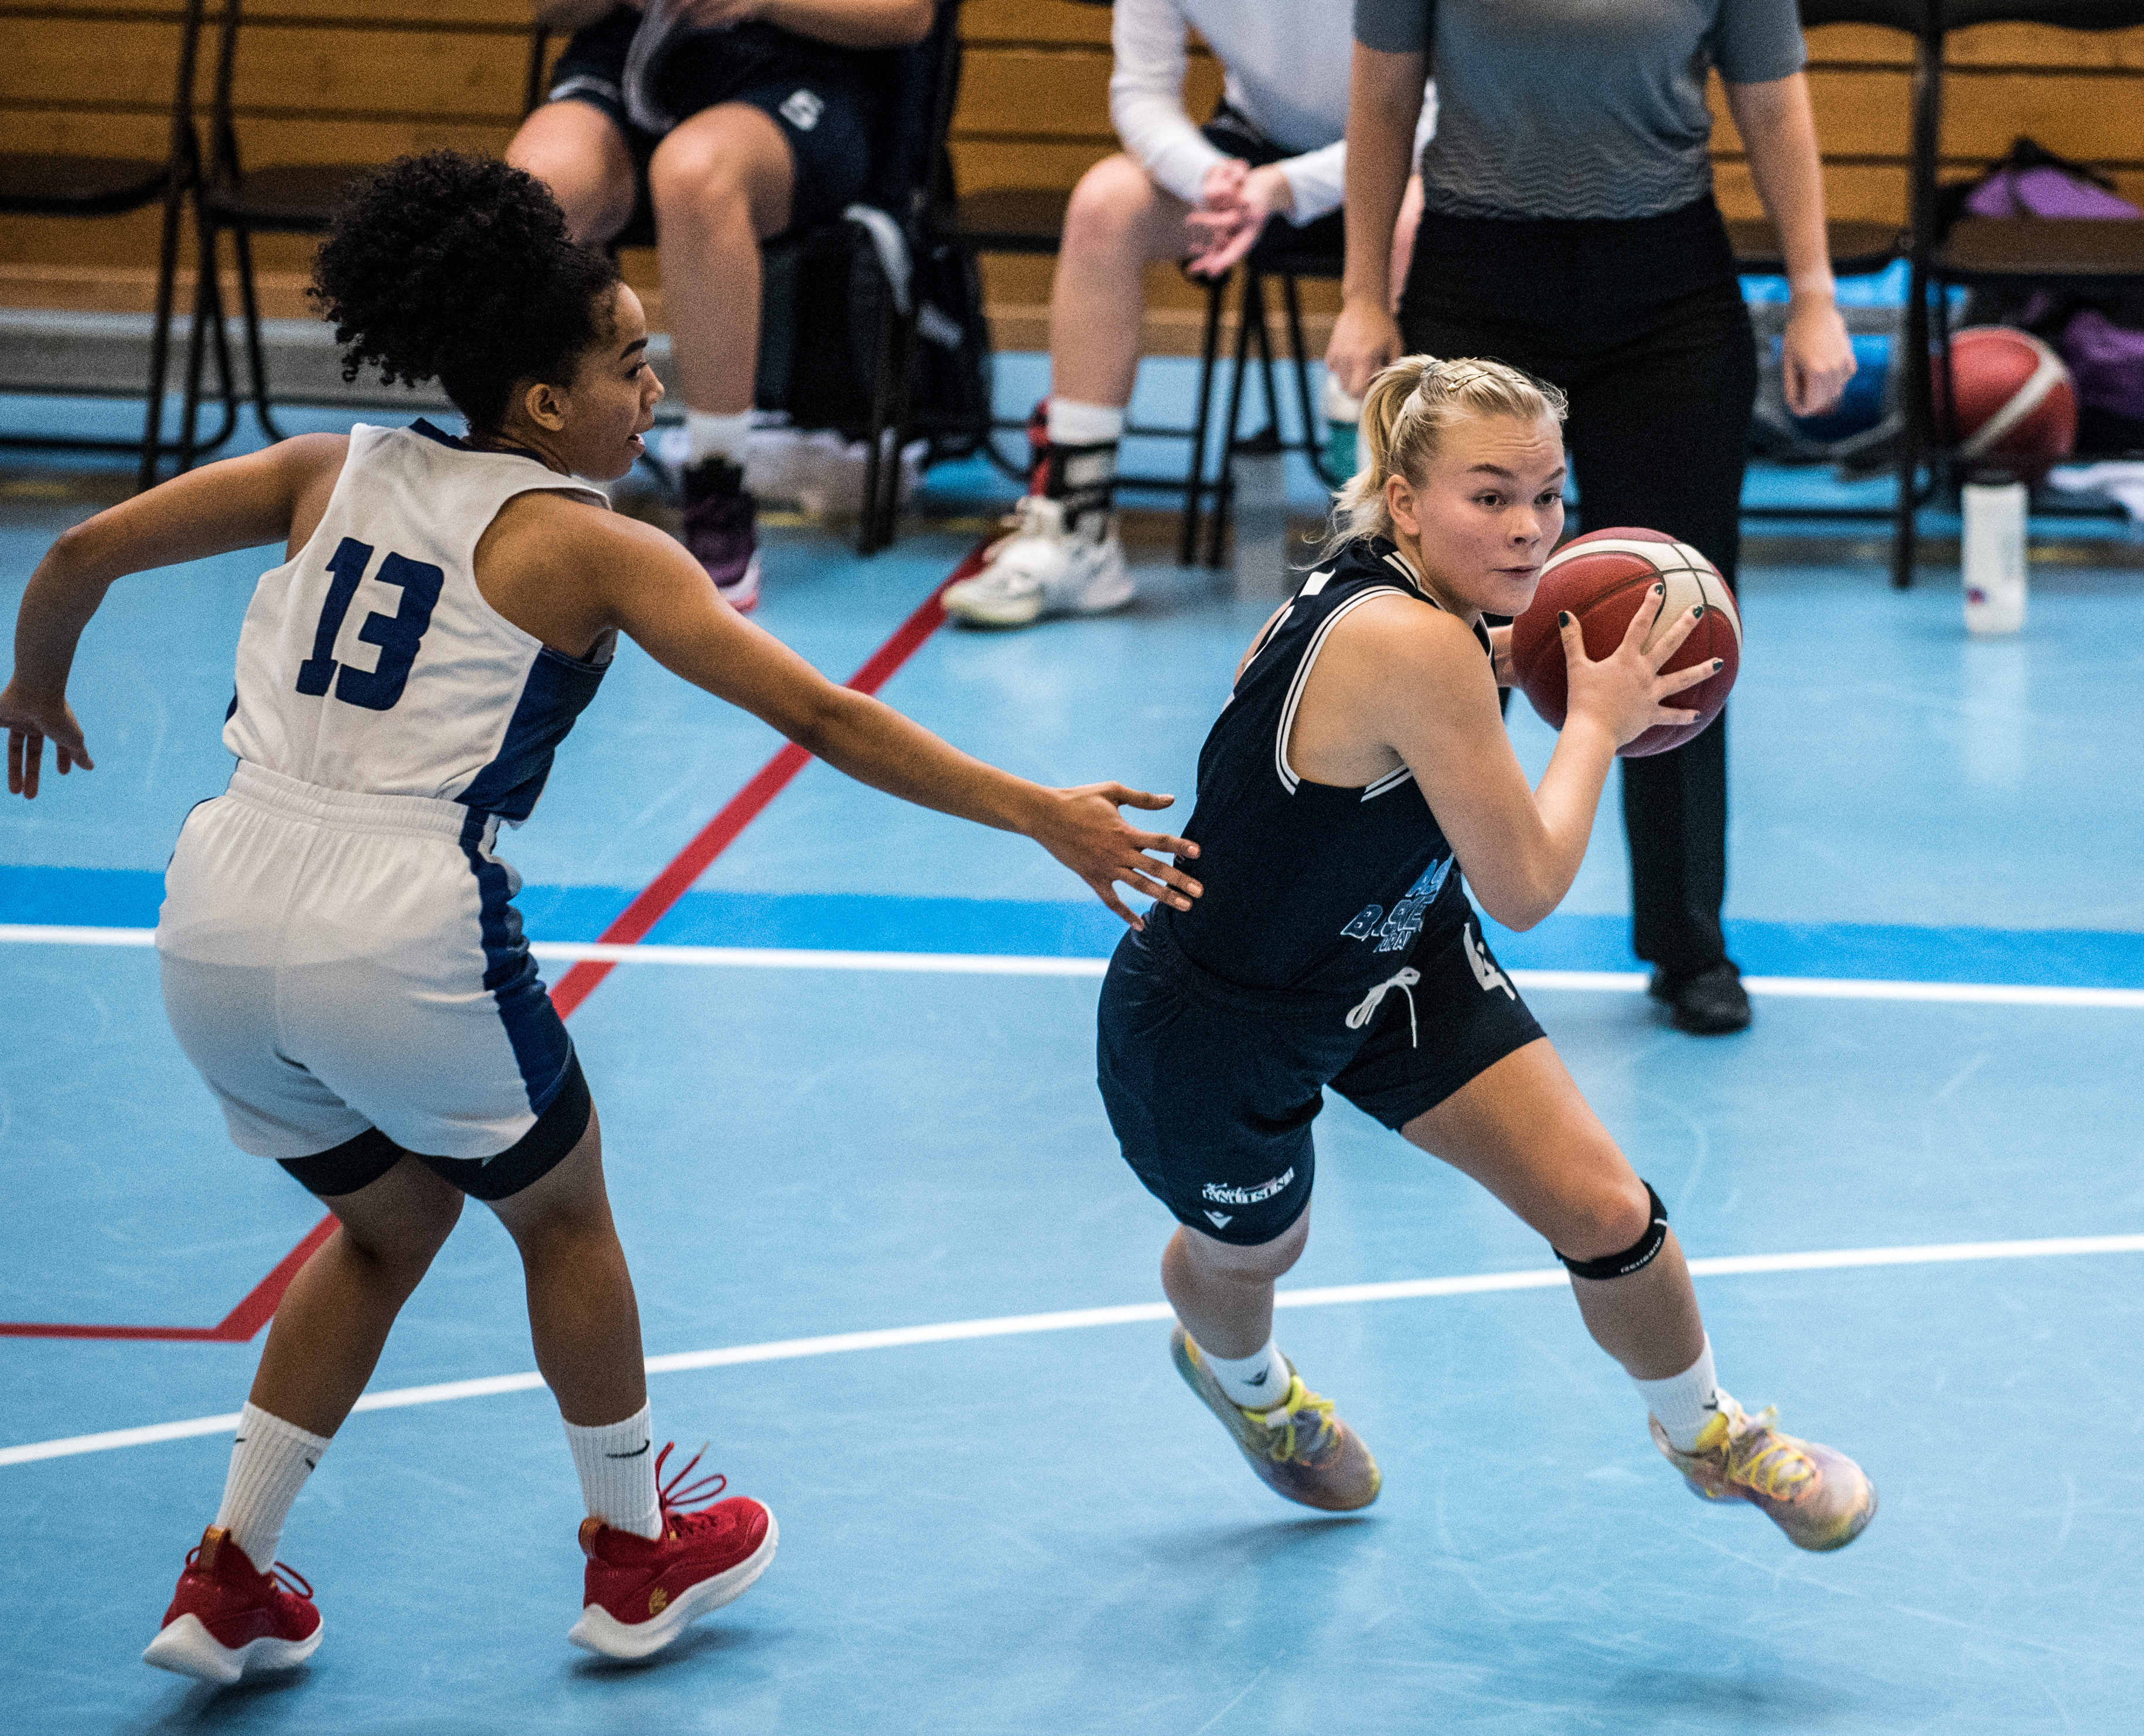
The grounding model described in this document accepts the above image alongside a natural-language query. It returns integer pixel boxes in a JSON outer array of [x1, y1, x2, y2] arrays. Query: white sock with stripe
[[564, 1401, 663, 1539], [1201, 1338, 1293, 1410], [214, 1403, 331, 1573], [1632, 1336, 1721, 1452]]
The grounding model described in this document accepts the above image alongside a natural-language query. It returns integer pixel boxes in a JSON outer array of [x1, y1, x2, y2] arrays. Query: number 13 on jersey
[[294, 536, 444, 712]]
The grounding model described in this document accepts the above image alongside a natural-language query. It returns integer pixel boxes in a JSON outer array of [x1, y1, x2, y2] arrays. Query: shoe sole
[[142, 1611, 323, 1684], [717, 551, 763, 615], [1170, 1328, 1381, 1512], [567, 1513, 779, 1661], [943, 569, 1136, 630]]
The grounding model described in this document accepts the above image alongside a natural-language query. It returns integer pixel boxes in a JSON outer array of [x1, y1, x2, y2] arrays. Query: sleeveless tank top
[[1151, 536, 1491, 998], [223, 421, 613, 825]]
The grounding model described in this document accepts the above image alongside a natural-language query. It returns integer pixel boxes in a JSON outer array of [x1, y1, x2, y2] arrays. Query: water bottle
[[1321, 374, 1362, 483], [1962, 479, 2027, 636]]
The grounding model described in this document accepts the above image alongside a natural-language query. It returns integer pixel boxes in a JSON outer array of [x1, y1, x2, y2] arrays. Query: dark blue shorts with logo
[[1096, 911, 1545, 1248]]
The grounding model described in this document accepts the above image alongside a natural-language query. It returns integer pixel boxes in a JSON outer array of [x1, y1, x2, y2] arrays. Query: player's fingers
[[1140, 857, 1204, 900], [1659, 657, 1724, 697], [1613, 583, 1668, 654], [19, 731, 40, 800], [1126, 828, 1197, 861], [1644, 603, 1704, 669], [1122, 866, 1193, 910], [1114, 788, 1177, 814], [1092, 878, 1141, 929]]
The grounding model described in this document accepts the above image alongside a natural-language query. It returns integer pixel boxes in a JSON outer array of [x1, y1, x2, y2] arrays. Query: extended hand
[[1781, 296, 1856, 418], [1034, 784, 1202, 930], [1559, 587, 1714, 751], [1, 680, 93, 799]]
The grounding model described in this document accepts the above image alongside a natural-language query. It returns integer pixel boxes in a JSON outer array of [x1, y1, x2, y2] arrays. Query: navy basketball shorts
[[546, 48, 878, 241], [1096, 915, 1545, 1247], [158, 764, 588, 1200]]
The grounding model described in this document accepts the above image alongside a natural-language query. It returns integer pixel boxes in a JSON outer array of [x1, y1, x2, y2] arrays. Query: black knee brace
[[1555, 1182, 1669, 1280]]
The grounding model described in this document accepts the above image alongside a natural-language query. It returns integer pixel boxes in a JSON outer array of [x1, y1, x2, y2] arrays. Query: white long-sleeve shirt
[[1108, 0, 1434, 226]]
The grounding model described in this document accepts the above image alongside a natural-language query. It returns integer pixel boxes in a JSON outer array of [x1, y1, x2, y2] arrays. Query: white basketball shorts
[[157, 761, 576, 1162]]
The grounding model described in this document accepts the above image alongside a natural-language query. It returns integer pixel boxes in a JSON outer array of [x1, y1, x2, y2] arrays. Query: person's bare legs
[[645, 103, 795, 419], [485, 1107, 646, 1427], [246, 1155, 465, 1438], [506, 100, 639, 248], [1400, 1038, 1705, 1380], [1161, 1206, 1311, 1361], [1048, 152, 1198, 410]]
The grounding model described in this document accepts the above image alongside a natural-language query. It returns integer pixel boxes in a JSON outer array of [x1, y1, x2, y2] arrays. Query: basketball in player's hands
[[1509, 528, 1741, 758]]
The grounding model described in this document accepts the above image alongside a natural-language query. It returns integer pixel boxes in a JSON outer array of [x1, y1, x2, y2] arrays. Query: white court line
[[6, 923, 2144, 1008], [8, 1232, 2144, 1470]]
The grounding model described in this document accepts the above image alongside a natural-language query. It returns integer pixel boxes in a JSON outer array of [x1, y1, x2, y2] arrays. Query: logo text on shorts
[[1201, 1168, 1296, 1207], [780, 88, 824, 131]]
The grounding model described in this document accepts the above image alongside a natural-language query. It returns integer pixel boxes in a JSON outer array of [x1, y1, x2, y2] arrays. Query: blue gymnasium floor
[[5, 401, 2144, 1734]]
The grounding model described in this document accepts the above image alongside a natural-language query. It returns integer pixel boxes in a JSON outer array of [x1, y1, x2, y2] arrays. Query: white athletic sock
[[1632, 1335, 1720, 1452], [213, 1403, 331, 1574], [1202, 1338, 1293, 1410], [1045, 397, 1125, 448], [684, 408, 754, 468], [564, 1402, 663, 1539]]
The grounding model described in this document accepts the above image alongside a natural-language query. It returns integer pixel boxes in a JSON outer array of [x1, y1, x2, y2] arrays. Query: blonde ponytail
[[1317, 355, 1567, 560]]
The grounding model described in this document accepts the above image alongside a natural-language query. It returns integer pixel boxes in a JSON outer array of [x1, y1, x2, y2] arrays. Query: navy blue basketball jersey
[[1153, 536, 1490, 997]]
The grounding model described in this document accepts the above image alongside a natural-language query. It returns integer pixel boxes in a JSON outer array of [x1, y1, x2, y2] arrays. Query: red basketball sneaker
[[567, 1443, 778, 1660], [142, 1525, 323, 1684]]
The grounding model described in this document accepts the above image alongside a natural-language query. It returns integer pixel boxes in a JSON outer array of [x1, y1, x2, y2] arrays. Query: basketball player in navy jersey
[[1, 151, 1202, 1681], [1097, 354, 1874, 1549]]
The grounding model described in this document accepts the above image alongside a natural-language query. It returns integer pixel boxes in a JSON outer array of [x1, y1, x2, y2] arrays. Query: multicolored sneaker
[[142, 1525, 323, 1684], [1170, 1326, 1381, 1512], [1650, 1391, 1876, 1552], [568, 1442, 778, 1660], [943, 493, 1133, 628], [681, 456, 762, 613]]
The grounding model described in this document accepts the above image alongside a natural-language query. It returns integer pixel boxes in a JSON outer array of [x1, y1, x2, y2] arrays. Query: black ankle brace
[[1556, 1182, 1669, 1280], [1041, 439, 1119, 530]]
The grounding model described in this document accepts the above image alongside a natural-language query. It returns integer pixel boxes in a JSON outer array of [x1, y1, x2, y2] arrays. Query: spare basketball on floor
[[1945, 325, 2077, 484], [1509, 528, 1741, 759]]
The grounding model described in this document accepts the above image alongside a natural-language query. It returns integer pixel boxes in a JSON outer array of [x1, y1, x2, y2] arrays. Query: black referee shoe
[[1649, 962, 1751, 1035]]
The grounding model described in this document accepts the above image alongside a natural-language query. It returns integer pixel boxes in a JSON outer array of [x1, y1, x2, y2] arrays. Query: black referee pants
[[1399, 195, 1757, 978]]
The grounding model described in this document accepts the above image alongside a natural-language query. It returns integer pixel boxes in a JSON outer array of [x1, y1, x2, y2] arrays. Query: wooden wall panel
[[2, 4, 2143, 354]]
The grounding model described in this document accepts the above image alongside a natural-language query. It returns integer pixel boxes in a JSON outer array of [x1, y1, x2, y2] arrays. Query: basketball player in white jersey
[[1, 150, 1203, 1682]]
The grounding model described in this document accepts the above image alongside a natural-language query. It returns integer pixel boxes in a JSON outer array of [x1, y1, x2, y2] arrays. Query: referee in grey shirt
[[1327, 0, 1856, 1035]]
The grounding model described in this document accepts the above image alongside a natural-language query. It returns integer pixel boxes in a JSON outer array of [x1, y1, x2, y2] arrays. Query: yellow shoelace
[[1242, 1378, 1336, 1462], [1722, 1407, 1819, 1500]]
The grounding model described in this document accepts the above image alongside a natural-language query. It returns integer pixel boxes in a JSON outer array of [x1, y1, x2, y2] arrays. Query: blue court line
[[9, 864, 2144, 990]]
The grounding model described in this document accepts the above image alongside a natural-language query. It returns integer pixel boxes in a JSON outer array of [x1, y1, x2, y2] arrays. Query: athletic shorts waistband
[[1129, 915, 1464, 1021], [226, 762, 499, 844]]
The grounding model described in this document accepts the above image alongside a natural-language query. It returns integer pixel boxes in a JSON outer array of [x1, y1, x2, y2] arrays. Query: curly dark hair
[[310, 151, 623, 437]]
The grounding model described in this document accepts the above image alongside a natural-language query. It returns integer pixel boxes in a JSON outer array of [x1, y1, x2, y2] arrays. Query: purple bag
[[1959, 146, 2144, 428], [1965, 165, 2142, 222]]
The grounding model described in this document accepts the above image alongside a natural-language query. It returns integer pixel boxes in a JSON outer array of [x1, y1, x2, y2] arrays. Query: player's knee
[[1553, 1178, 1667, 1280], [1181, 1211, 1308, 1284], [1062, 155, 1163, 255]]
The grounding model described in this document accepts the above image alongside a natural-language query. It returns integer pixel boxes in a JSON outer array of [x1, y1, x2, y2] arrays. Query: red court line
[[0, 547, 980, 1343]]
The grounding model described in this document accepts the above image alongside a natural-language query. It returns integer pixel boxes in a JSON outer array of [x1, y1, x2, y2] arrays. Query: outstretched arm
[[4, 435, 347, 797], [550, 510, 1203, 926]]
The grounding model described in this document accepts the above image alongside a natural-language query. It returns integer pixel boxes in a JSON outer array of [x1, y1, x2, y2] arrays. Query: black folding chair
[[0, 0, 237, 490], [176, 0, 379, 468]]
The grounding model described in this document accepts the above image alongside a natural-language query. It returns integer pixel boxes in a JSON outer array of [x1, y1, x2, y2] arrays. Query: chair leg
[[1178, 272, 1228, 568], [177, 208, 221, 476], [230, 226, 289, 444], [858, 287, 912, 557], [1890, 262, 1932, 591], [1204, 272, 1261, 569], [1280, 274, 1339, 491]]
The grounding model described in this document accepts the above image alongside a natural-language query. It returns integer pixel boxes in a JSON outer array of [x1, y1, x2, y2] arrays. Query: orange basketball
[[1945, 326, 2077, 485], [1508, 528, 1741, 759]]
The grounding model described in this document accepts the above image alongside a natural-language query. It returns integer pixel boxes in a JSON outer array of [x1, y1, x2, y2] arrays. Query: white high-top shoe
[[943, 494, 1134, 628]]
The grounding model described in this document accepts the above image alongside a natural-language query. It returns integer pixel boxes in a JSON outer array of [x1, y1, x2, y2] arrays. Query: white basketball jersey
[[225, 421, 613, 824]]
